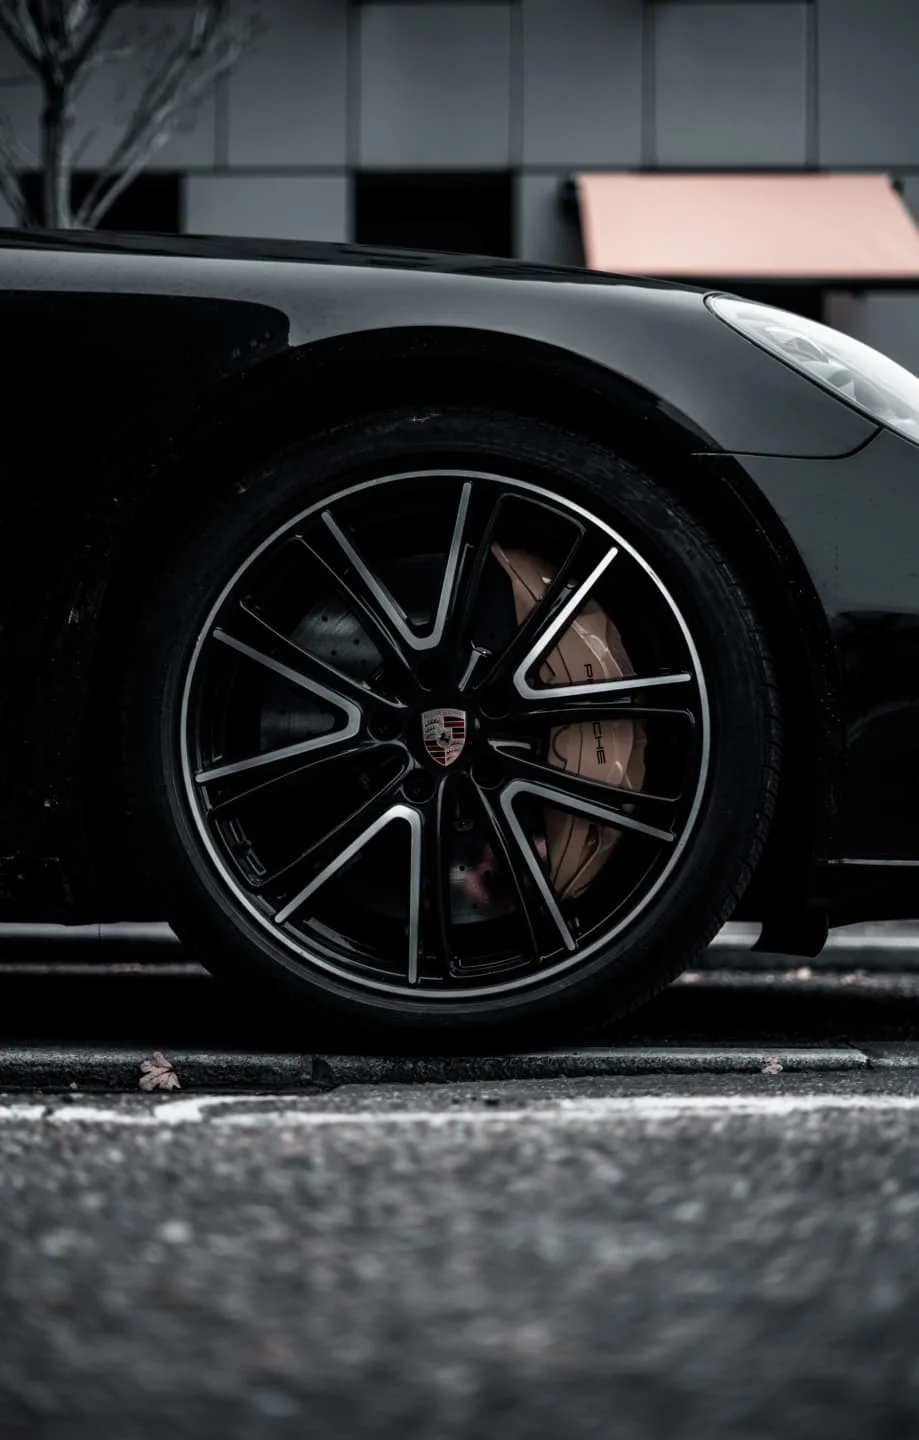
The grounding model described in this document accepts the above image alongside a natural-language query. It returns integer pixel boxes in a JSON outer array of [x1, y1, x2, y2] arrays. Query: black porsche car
[[3, 225, 919, 1043]]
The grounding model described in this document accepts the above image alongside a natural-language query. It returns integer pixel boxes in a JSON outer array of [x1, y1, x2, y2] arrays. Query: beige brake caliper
[[491, 544, 646, 900]]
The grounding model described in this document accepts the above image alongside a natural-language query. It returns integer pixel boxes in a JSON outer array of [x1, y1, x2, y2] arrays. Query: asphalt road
[[2, 1071, 919, 1440], [4, 954, 919, 1438]]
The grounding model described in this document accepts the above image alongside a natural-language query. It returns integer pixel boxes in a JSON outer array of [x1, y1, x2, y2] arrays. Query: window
[[20, 171, 181, 233], [354, 171, 513, 258]]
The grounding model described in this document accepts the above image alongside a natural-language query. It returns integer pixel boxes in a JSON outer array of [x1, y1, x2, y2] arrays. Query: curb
[[703, 922, 919, 971], [0, 1049, 319, 1092], [857, 1043, 919, 1068], [0, 1042, 901, 1092], [317, 1046, 870, 1085], [703, 941, 919, 973], [702, 949, 919, 973]]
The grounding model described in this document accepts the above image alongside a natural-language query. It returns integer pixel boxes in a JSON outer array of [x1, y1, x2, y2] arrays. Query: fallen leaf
[[139, 1051, 180, 1091]]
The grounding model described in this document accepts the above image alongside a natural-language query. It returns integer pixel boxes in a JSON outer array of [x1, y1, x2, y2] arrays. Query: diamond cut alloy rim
[[180, 469, 711, 1001]]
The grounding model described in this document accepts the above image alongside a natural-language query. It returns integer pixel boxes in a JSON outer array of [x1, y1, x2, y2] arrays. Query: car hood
[[0, 225, 708, 294]]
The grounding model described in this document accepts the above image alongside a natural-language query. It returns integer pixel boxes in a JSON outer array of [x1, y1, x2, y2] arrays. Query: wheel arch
[[86, 323, 838, 927]]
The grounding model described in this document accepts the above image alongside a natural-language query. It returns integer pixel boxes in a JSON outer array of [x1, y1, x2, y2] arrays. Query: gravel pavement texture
[[1, 1071, 919, 1439]]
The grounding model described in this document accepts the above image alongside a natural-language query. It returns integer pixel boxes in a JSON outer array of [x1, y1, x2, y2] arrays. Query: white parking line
[[0, 1092, 918, 1128]]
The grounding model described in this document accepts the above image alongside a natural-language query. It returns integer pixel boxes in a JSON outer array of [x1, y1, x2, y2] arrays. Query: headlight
[[706, 293, 919, 445]]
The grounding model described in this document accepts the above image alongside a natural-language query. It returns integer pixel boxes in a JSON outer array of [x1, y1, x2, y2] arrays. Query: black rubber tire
[[119, 407, 781, 1046]]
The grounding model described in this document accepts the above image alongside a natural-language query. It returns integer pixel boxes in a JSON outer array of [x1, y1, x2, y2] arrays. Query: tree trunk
[[41, 87, 72, 228]]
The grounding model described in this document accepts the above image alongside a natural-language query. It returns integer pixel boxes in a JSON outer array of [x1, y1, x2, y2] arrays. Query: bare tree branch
[[0, 111, 31, 225], [25, 0, 64, 80], [67, 0, 120, 78], [75, 0, 260, 229], [0, 0, 124, 223], [74, 39, 136, 80], [0, 0, 260, 229], [0, 1, 45, 70]]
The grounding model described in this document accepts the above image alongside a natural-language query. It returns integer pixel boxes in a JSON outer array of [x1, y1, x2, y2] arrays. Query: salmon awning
[[576, 173, 919, 283]]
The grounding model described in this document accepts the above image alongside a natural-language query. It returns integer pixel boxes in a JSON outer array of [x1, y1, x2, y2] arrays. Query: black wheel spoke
[[200, 736, 389, 817], [502, 696, 696, 726], [492, 737, 678, 818], [410, 780, 452, 983], [511, 670, 694, 706], [473, 526, 611, 698], [270, 770, 409, 916], [493, 751, 676, 843], [437, 490, 505, 684], [294, 531, 418, 691], [473, 780, 576, 960], [316, 483, 472, 656], [212, 599, 404, 716]]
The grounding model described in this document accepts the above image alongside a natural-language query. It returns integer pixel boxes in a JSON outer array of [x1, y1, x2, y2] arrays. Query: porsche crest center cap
[[421, 708, 467, 767]]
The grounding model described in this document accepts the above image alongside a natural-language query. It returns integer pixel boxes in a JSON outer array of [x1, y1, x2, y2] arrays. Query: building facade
[[2, 0, 919, 365]]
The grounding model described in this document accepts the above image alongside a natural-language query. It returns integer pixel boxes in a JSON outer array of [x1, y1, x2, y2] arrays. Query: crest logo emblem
[[421, 708, 467, 767]]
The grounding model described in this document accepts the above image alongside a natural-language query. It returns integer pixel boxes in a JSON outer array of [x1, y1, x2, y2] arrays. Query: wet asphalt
[[2, 951, 919, 1438]]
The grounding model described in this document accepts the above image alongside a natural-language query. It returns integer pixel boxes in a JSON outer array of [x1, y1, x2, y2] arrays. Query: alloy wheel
[[180, 469, 711, 1000]]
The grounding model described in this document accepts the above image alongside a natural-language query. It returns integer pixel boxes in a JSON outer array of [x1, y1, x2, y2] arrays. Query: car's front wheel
[[121, 407, 780, 1044]]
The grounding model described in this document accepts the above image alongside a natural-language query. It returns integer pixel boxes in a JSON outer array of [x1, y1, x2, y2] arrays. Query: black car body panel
[[741, 430, 919, 858], [0, 227, 914, 933]]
